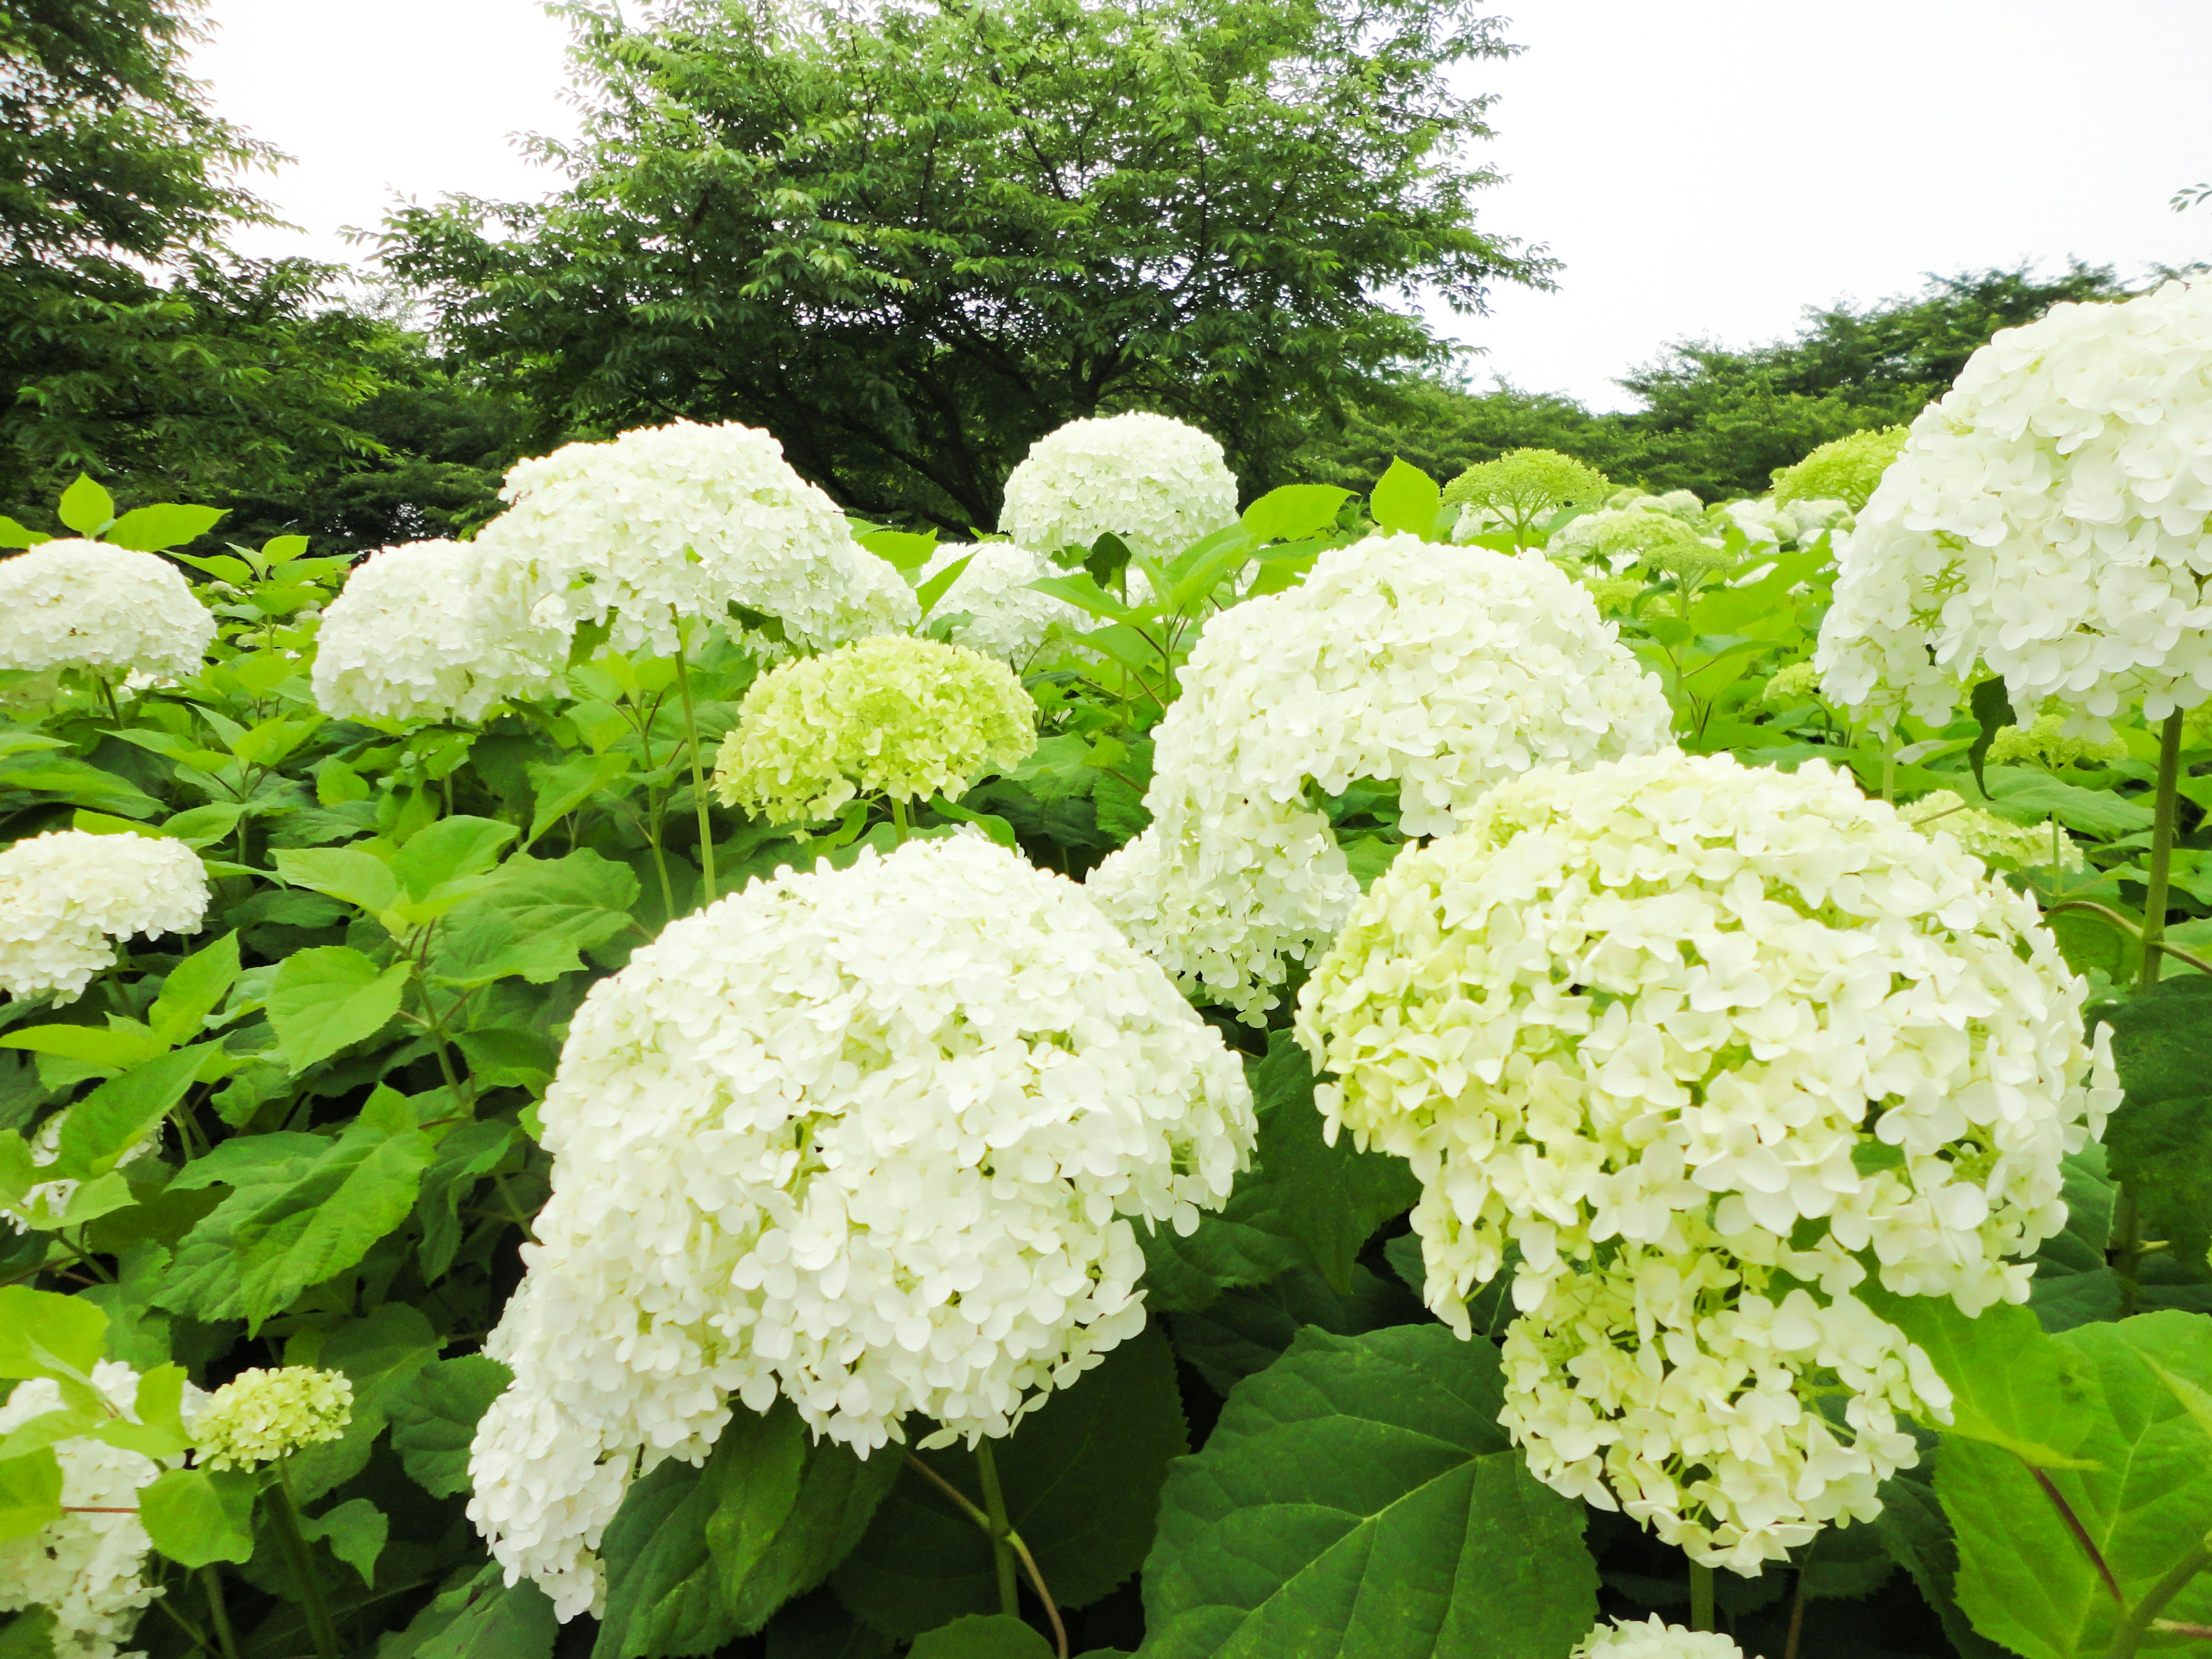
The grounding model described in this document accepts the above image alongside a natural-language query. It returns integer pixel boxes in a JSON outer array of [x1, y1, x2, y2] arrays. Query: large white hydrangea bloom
[[998, 412, 1238, 563], [311, 539, 563, 724], [918, 541, 1085, 662], [474, 421, 918, 658], [0, 832, 209, 1001], [1088, 536, 1672, 1018], [0, 1362, 198, 1659], [1816, 279, 2212, 734], [0, 541, 213, 684], [468, 833, 1255, 1618], [1574, 1615, 1746, 1659]]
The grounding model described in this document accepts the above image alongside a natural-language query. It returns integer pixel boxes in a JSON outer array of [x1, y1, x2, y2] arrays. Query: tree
[[381, 0, 1550, 530]]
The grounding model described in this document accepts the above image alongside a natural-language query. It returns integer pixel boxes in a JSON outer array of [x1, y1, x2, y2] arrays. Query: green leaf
[[763, 1592, 892, 1659], [0, 1607, 56, 1658], [0, 1131, 33, 1211], [0, 753, 160, 817], [51, 1043, 212, 1180], [267, 946, 411, 1072], [858, 528, 940, 573], [1984, 774, 2153, 838], [1872, 1466, 2009, 1659], [0, 1287, 106, 1383], [1368, 458, 1442, 541], [0, 1449, 63, 1543], [1965, 676, 2017, 796], [834, 1328, 1185, 1636], [389, 1563, 558, 1659], [287, 1301, 444, 1502], [1141, 1325, 1597, 1659], [1859, 1288, 2096, 1467], [272, 846, 402, 915], [147, 932, 240, 1048], [138, 1465, 257, 1566], [908, 1616, 1051, 1659], [1240, 485, 1350, 544], [915, 553, 974, 619], [56, 475, 115, 537], [0, 1025, 166, 1070], [0, 517, 51, 550], [1082, 531, 1132, 591], [526, 752, 635, 844], [430, 851, 639, 987], [102, 504, 226, 552], [1028, 574, 1130, 622], [1247, 1032, 1418, 1293], [414, 1117, 521, 1276], [393, 815, 517, 900], [2093, 978, 2212, 1274], [300, 1497, 387, 1586], [1170, 1264, 1422, 1398], [593, 1450, 750, 1659], [159, 802, 246, 849], [387, 1354, 513, 1498]]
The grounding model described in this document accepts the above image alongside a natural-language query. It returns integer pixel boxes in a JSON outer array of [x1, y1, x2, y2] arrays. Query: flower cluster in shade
[[1900, 789, 2084, 873], [1443, 448, 1611, 540], [1771, 427, 1909, 510], [0, 831, 209, 1001], [1088, 535, 1673, 1020], [0, 1362, 203, 1659], [0, 541, 213, 686], [1295, 751, 2115, 1569], [1815, 281, 2212, 737], [1573, 1615, 1746, 1659], [918, 541, 1086, 662], [712, 636, 1037, 824], [465, 835, 1256, 1618], [189, 1366, 354, 1469], [998, 412, 1239, 564]]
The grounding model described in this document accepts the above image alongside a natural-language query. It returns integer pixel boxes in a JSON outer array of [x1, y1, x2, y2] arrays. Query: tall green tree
[[382, 0, 1550, 529]]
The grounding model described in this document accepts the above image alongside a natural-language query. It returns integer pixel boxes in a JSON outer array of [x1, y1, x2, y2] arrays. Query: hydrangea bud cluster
[[474, 420, 917, 658], [1574, 1615, 1746, 1659], [1770, 427, 1908, 510], [1816, 281, 2212, 735], [916, 541, 1086, 662], [1088, 536, 1672, 1018], [312, 539, 563, 724], [1760, 661, 1823, 707], [0, 1362, 202, 1659], [0, 541, 213, 685], [1295, 751, 2114, 1565], [1987, 710, 2128, 771], [467, 835, 1255, 1618], [1442, 448, 1611, 542], [1901, 789, 2083, 873], [1554, 509, 1725, 580], [0, 831, 209, 1001], [189, 1366, 353, 1469], [712, 635, 1037, 823], [998, 412, 1238, 563]]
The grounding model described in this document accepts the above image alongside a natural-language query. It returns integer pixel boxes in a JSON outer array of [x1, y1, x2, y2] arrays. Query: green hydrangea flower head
[[713, 635, 1037, 823], [1760, 661, 1821, 707], [1987, 710, 2127, 770], [1579, 512, 1724, 582], [1771, 426, 1908, 510], [191, 1366, 353, 1469], [1443, 449, 1611, 541]]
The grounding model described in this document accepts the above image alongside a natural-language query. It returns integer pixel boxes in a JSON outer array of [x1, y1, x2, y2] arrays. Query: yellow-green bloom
[[190, 1367, 353, 1469], [713, 636, 1037, 824], [1988, 711, 2127, 770], [1761, 661, 1822, 707], [1770, 426, 1908, 510], [1443, 449, 1610, 543]]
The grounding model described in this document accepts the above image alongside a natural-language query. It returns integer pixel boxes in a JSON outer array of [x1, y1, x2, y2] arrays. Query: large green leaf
[[51, 1043, 214, 1180], [0, 1449, 63, 1542], [1246, 1033, 1418, 1293], [1142, 1325, 1597, 1659], [1171, 1265, 1421, 1397], [272, 845, 402, 914], [387, 1354, 513, 1498], [147, 931, 240, 1048], [102, 503, 226, 552], [287, 1301, 444, 1501], [2092, 979, 2212, 1283], [1862, 1289, 2096, 1466], [429, 850, 638, 987], [1368, 459, 1442, 541], [1241, 485, 1350, 544], [384, 1563, 557, 1659], [139, 1465, 257, 1566], [1873, 1463, 2009, 1659], [267, 945, 411, 1072], [909, 1615, 1051, 1659]]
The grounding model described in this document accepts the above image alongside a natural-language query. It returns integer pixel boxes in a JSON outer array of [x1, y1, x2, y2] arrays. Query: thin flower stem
[[2110, 1537, 2212, 1659], [1689, 1560, 1715, 1632], [673, 623, 716, 906], [902, 1453, 1066, 1658], [2139, 710, 2186, 992], [202, 1564, 245, 1659], [974, 1442, 1021, 1620], [268, 1456, 343, 1659], [1783, 1571, 1807, 1659]]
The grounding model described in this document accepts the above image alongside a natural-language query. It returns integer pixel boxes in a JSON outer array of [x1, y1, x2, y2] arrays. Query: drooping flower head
[[311, 539, 563, 724], [712, 635, 1037, 823], [467, 834, 1255, 1617], [474, 420, 918, 658], [0, 831, 209, 1001], [1088, 536, 1672, 1018], [917, 541, 1085, 663], [1815, 281, 2212, 735], [1770, 426, 1908, 510], [1444, 448, 1611, 543], [998, 412, 1238, 563], [0, 541, 213, 684], [1573, 1615, 1747, 1659], [190, 1366, 353, 1469]]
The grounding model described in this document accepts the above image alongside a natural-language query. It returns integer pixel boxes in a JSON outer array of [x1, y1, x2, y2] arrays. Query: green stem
[[672, 623, 716, 906], [975, 1441, 1021, 1620], [2115, 1191, 2143, 1320], [267, 1457, 342, 1659], [2139, 710, 2187, 991], [2111, 1537, 2212, 1659], [202, 1565, 245, 1659], [891, 798, 911, 839], [1689, 1560, 1715, 1633]]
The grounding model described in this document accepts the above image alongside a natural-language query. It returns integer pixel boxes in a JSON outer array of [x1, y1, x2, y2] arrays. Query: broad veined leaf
[[0, 1448, 64, 1542], [915, 553, 974, 619], [392, 815, 518, 900], [147, 931, 240, 1047], [56, 475, 115, 536], [1171, 1264, 1423, 1397], [2090, 978, 2212, 1277], [387, 1354, 513, 1498], [139, 1465, 257, 1566], [526, 751, 636, 844], [385, 1562, 558, 1659], [272, 845, 402, 914], [1240, 484, 1350, 544], [1245, 1032, 1418, 1293], [0, 753, 160, 817], [1368, 458, 1443, 541], [0, 1024, 168, 1070], [1141, 1324, 1598, 1659], [908, 1615, 1051, 1659], [286, 1301, 444, 1502], [267, 945, 411, 1072], [51, 1044, 217, 1180], [430, 851, 638, 987], [101, 503, 226, 552], [0, 1287, 107, 1384], [300, 1496, 387, 1586], [1861, 1288, 2097, 1467], [1872, 1465, 2009, 1659]]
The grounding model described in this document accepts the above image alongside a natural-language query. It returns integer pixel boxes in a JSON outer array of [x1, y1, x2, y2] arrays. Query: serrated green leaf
[[1861, 1288, 2096, 1467], [2090, 978, 2212, 1274], [102, 504, 226, 552], [300, 1496, 387, 1586], [147, 932, 239, 1048], [138, 1465, 257, 1566], [267, 946, 410, 1072], [0, 1606, 56, 1657], [0, 1287, 106, 1383], [0, 517, 51, 550], [385, 1562, 557, 1659], [56, 476, 114, 536], [1170, 1264, 1422, 1397], [1247, 1032, 1418, 1293], [915, 553, 974, 619], [272, 846, 401, 914], [1985, 774, 2152, 838], [393, 815, 517, 900], [1368, 457, 1442, 541], [1965, 676, 2017, 795], [1240, 484, 1350, 544], [0, 1449, 64, 1542], [286, 1301, 442, 1503], [1873, 1465, 2009, 1659], [908, 1616, 1051, 1659], [0, 753, 160, 817], [51, 1044, 211, 1181], [0, 1025, 166, 1069], [0, 1131, 33, 1210], [387, 1354, 513, 1498]]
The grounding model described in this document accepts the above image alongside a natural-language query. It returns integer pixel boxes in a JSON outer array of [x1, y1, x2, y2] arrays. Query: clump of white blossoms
[[1573, 1615, 1745, 1659], [0, 541, 213, 685], [311, 539, 563, 724], [1088, 535, 1671, 1018], [0, 1362, 200, 1659], [998, 412, 1238, 563], [0, 831, 209, 1001], [1555, 509, 1726, 582], [467, 834, 1255, 1618], [1721, 496, 1853, 548], [1816, 280, 2212, 735], [917, 541, 1085, 662], [474, 420, 918, 659], [712, 635, 1037, 823], [1901, 789, 2084, 873], [190, 1366, 354, 1469]]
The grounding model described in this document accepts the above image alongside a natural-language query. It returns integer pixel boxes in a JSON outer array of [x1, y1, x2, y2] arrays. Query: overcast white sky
[[193, 0, 2212, 411]]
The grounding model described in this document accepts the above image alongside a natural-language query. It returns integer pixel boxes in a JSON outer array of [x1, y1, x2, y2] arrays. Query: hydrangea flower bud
[[190, 1366, 353, 1469], [0, 540, 213, 684], [1770, 426, 1908, 510], [999, 412, 1238, 563], [0, 831, 209, 1001], [1443, 447, 1610, 541]]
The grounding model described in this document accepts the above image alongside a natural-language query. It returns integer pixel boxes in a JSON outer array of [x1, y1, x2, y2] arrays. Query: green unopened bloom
[[1770, 426, 1908, 510], [1988, 711, 2127, 770], [1444, 449, 1611, 543], [1760, 661, 1822, 707], [191, 1366, 353, 1469], [713, 635, 1037, 824]]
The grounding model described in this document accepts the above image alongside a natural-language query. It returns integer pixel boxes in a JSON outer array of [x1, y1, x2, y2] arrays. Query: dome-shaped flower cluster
[[0, 541, 213, 685], [190, 1366, 353, 1469], [998, 412, 1238, 563], [1088, 536, 1672, 1018], [467, 834, 1255, 1618], [918, 541, 1086, 662], [312, 539, 563, 724], [1760, 661, 1823, 707], [1816, 281, 2212, 735], [1554, 509, 1725, 581], [1574, 1615, 1746, 1659], [474, 421, 918, 658], [1900, 789, 2083, 873], [0, 1362, 198, 1659], [712, 635, 1037, 823], [1771, 427, 1908, 510], [1444, 448, 1611, 543], [0, 831, 209, 1001], [1721, 497, 1854, 548], [1986, 710, 2128, 771]]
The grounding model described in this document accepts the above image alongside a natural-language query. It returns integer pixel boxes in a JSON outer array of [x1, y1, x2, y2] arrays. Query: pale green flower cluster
[[1444, 448, 1611, 541], [190, 1366, 353, 1469], [1902, 789, 2084, 872], [1770, 426, 1908, 510], [713, 636, 1037, 824], [1562, 510, 1725, 582], [1760, 660, 1822, 707], [1988, 711, 2127, 771]]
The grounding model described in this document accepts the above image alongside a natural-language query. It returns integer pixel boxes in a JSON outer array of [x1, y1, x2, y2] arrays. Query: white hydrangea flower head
[[1294, 751, 2116, 1330], [0, 1361, 202, 1659], [0, 832, 209, 1001], [1574, 1615, 1747, 1659], [1721, 497, 1794, 547], [918, 542, 1085, 662], [474, 420, 918, 658], [1088, 536, 1672, 1018], [0, 541, 213, 685], [189, 1366, 353, 1469], [311, 539, 563, 724], [1502, 1220, 1950, 1573], [998, 412, 1238, 563], [1902, 789, 2084, 873], [468, 834, 1256, 1618], [1816, 280, 2212, 736]]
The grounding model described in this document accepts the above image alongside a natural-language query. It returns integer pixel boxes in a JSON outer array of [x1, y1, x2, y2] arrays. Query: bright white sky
[[194, 0, 2212, 412]]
